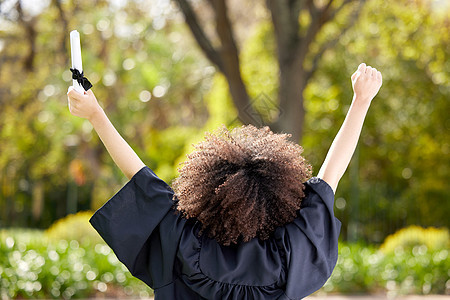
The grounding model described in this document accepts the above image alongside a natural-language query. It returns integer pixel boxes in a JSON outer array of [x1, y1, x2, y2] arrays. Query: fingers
[[352, 63, 366, 81], [356, 63, 382, 79], [67, 87, 84, 116], [367, 66, 382, 80], [67, 86, 74, 110], [68, 87, 91, 102], [358, 63, 366, 73], [85, 89, 94, 97], [67, 88, 81, 100], [377, 70, 382, 81], [371, 67, 378, 77]]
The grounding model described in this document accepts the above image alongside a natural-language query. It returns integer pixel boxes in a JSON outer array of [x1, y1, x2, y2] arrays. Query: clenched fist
[[67, 86, 102, 121], [351, 63, 382, 104]]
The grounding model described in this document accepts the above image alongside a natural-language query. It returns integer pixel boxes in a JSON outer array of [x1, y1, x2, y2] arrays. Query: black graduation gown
[[90, 166, 341, 300]]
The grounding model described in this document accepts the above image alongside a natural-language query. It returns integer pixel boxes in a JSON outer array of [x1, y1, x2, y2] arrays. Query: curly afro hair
[[172, 125, 312, 246]]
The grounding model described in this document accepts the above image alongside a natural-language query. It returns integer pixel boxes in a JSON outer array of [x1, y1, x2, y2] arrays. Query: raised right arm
[[67, 87, 145, 180], [317, 63, 382, 193]]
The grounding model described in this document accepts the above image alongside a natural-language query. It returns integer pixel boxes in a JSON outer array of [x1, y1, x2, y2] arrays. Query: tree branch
[[327, 0, 353, 23], [53, 0, 69, 64], [305, 0, 366, 82], [210, 0, 241, 69], [174, 0, 261, 125], [300, 0, 327, 54], [323, 0, 334, 13], [297, 0, 360, 62], [209, 0, 260, 125], [173, 0, 224, 72], [16, 0, 37, 72]]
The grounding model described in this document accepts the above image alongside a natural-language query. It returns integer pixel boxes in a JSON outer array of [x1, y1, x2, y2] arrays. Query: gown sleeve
[[282, 177, 341, 300], [89, 166, 185, 289]]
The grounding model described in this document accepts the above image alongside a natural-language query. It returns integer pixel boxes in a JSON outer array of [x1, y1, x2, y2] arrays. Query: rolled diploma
[[70, 30, 84, 93]]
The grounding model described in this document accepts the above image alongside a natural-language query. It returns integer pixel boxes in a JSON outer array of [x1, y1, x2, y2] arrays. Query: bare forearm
[[318, 97, 370, 192], [67, 88, 145, 179], [89, 109, 145, 180], [317, 63, 382, 193]]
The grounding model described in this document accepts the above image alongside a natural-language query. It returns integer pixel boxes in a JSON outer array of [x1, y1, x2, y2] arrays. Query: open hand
[[351, 63, 382, 103], [67, 87, 102, 121]]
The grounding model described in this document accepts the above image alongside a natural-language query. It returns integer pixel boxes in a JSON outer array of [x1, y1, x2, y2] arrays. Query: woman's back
[[90, 167, 340, 299]]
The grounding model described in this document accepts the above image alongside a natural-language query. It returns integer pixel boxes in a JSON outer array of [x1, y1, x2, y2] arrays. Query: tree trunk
[[32, 180, 44, 221], [265, 0, 306, 141], [274, 56, 306, 142]]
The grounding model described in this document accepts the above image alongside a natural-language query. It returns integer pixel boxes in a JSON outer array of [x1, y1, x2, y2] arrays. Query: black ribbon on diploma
[[70, 68, 93, 91]]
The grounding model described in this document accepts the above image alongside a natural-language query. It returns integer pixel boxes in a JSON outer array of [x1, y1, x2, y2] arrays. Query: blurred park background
[[0, 0, 449, 298]]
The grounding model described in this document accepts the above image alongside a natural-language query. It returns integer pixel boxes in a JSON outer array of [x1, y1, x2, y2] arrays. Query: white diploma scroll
[[70, 30, 84, 93]]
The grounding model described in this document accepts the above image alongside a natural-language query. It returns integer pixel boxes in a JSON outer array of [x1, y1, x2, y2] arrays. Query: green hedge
[[322, 242, 449, 296], [0, 228, 151, 299], [1, 223, 448, 298]]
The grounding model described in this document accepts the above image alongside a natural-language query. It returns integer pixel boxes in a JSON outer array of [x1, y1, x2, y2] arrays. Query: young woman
[[67, 63, 382, 299]]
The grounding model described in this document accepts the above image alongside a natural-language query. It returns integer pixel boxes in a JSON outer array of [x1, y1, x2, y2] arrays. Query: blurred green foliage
[[0, 0, 212, 228], [0, 0, 448, 245], [380, 225, 450, 254], [1, 224, 448, 298], [0, 228, 151, 299], [323, 238, 449, 295], [45, 211, 103, 245]]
